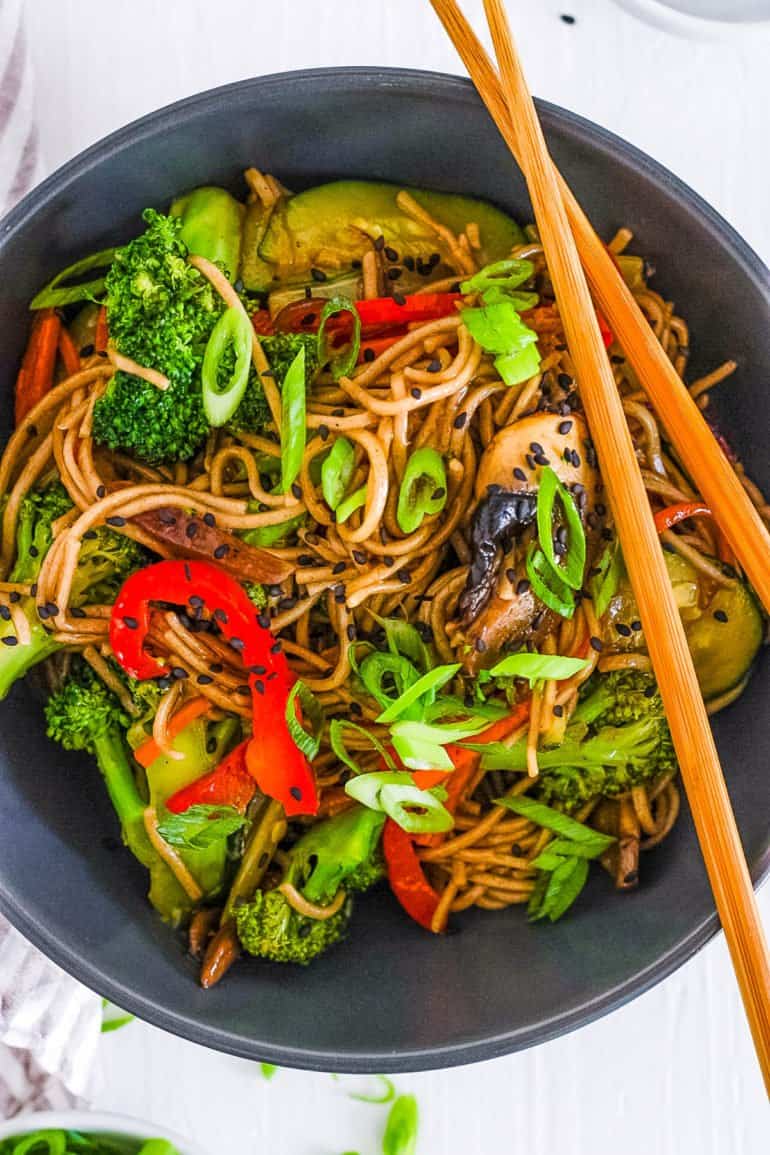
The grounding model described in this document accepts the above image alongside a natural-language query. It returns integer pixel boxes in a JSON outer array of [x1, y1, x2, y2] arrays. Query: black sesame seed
[[290, 785, 303, 802], [234, 279, 244, 293], [363, 347, 376, 363], [334, 586, 347, 603], [213, 544, 229, 560], [96, 485, 106, 499], [213, 608, 229, 624], [429, 252, 441, 267], [534, 453, 550, 467], [615, 623, 632, 637], [266, 584, 282, 598], [556, 526, 568, 545], [297, 554, 315, 567], [431, 487, 446, 501], [644, 684, 657, 699], [410, 387, 422, 400], [382, 556, 394, 567], [171, 666, 188, 679], [278, 596, 297, 611], [403, 255, 415, 271], [387, 267, 403, 282], [310, 267, 327, 283], [37, 605, 50, 620], [203, 512, 216, 528], [558, 420, 573, 435], [123, 615, 139, 630], [589, 636, 603, 652], [714, 609, 729, 623], [0, 606, 9, 622], [352, 550, 367, 565], [346, 624, 357, 642], [396, 568, 411, 584], [291, 483, 302, 500], [332, 561, 346, 575], [505, 567, 517, 583], [318, 424, 330, 441], [560, 13, 576, 24], [28, 545, 39, 559], [530, 441, 544, 455], [70, 606, 86, 619], [513, 467, 527, 482], [553, 541, 567, 557], [8, 591, 20, 604], [30, 584, 37, 597], [525, 454, 536, 470], [553, 704, 564, 718], [631, 620, 642, 632], [516, 578, 531, 595], [185, 521, 199, 539], [331, 408, 345, 418], [183, 563, 192, 582], [453, 412, 468, 430], [374, 236, 385, 252], [427, 359, 441, 373], [384, 246, 399, 262], [197, 674, 213, 685], [230, 637, 245, 652], [79, 343, 95, 357], [595, 503, 607, 517], [236, 684, 251, 696], [474, 637, 487, 653], [157, 677, 172, 691]]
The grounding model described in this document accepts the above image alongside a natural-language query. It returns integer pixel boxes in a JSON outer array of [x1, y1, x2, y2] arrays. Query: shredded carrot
[[15, 309, 62, 423], [134, 696, 212, 768], [57, 326, 81, 377], [94, 306, 109, 353]]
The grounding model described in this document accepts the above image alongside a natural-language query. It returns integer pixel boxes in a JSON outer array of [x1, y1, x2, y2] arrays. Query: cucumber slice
[[267, 269, 363, 320], [240, 199, 281, 292], [259, 180, 525, 282], [601, 549, 764, 701]]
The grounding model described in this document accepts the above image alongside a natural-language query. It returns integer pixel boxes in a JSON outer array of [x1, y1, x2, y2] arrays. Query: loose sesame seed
[[352, 550, 367, 565], [203, 512, 216, 528], [560, 13, 576, 24], [644, 684, 657, 699], [589, 636, 603, 652], [185, 521, 199, 539], [213, 608, 229, 624], [106, 515, 126, 527], [384, 246, 399, 262], [396, 568, 411, 584], [8, 591, 20, 604], [363, 347, 376, 363], [290, 786, 303, 802], [183, 563, 192, 582], [525, 454, 535, 470], [37, 605, 50, 620], [453, 412, 467, 430], [530, 441, 544, 455], [213, 544, 229, 559], [553, 704, 564, 718], [96, 485, 106, 499], [631, 620, 642, 632], [0, 606, 9, 622], [332, 561, 346, 575], [374, 236, 385, 252], [615, 623, 632, 637], [318, 424, 330, 441], [432, 487, 446, 501], [235, 684, 251, 696], [558, 420, 573, 435], [230, 637, 245, 651], [513, 467, 527, 482], [123, 615, 139, 630], [410, 387, 422, 400], [534, 453, 550, 467], [197, 674, 213, 685], [310, 267, 327, 283], [172, 666, 188, 679], [334, 587, 346, 604], [2, 636, 18, 647], [506, 568, 517, 583], [427, 359, 441, 373], [714, 609, 728, 622], [474, 637, 487, 653], [516, 578, 531, 595]]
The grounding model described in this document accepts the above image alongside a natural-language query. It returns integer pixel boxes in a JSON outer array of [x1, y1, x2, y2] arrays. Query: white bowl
[[0, 1111, 208, 1155], [612, 0, 770, 36]]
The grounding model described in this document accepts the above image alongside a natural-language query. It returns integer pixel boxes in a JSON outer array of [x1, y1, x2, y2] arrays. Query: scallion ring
[[525, 544, 576, 619], [317, 296, 361, 381], [201, 305, 253, 426], [396, 448, 447, 534], [536, 465, 586, 590], [284, 679, 323, 760]]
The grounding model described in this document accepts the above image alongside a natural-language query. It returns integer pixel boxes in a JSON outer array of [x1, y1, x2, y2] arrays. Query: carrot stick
[[15, 309, 62, 423], [134, 696, 212, 768], [94, 306, 109, 353], [57, 326, 82, 377]]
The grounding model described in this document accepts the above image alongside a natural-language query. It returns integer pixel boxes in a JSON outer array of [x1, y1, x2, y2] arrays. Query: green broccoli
[[0, 484, 146, 699], [235, 805, 385, 965], [92, 209, 223, 464], [227, 332, 319, 436], [535, 671, 677, 810]]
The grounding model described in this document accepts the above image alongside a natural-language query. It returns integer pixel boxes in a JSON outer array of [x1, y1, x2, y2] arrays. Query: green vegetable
[[461, 257, 536, 306], [495, 794, 615, 855], [322, 436, 356, 510], [376, 662, 460, 724], [93, 209, 221, 464], [318, 297, 361, 380], [590, 539, 623, 618], [460, 300, 540, 387], [336, 484, 367, 524], [347, 1074, 396, 1104], [100, 998, 135, 1033], [280, 345, 307, 492], [481, 671, 678, 811], [382, 1094, 419, 1155], [156, 804, 246, 849], [374, 616, 433, 672], [390, 717, 488, 771], [536, 466, 586, 590], [493, 342, 542, 387], [484, 652, 588, 687], [260, 180, 525, 283], [329, 718, 397, 776], [29, 247, 116, 310], [358, 650, 421, 713], [260, 1062, 278, 1080], [201, 305, 253, 426], [528, 855, 590, 923], [525, 544, 576, 618], [0, 1133, 178, 1155], [170, 185, 244, 281], [345, 771, 453, 834], [235, 805, 385, 965], [0, 484, 145, 700], [396, 448, 448, 534], [284, 679, 324, 759]]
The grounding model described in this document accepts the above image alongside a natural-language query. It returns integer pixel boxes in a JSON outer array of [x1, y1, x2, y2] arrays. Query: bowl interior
[[0, 69, 768, 1072]]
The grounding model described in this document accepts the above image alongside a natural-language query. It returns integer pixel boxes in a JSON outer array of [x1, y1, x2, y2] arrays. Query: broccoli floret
[[534, 671, 678, 810], [235, 805, 385, 965], [92, 209, 223, 464], [243, 582, 268, 609], [0, 483, 148, 700], [227, 333, 319, 436]]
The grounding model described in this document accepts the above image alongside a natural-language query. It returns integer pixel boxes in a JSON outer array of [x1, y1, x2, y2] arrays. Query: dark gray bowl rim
[[1, 67, 768, 1072]]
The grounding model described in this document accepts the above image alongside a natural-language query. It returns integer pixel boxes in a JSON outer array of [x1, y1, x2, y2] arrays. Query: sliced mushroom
[[458, 412, 602, 670], [593, 798, 640, 891]]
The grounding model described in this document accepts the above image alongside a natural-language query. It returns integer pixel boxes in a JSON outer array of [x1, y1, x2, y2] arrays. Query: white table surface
[[21, 0, 770, 1150]]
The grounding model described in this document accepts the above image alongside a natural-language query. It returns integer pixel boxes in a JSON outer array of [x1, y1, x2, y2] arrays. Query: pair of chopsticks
[[429, 0, 770, 1093]]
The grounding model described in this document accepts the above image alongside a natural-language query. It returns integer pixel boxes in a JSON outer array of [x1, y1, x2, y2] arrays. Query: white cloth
[[0, 0, 102, 1120]]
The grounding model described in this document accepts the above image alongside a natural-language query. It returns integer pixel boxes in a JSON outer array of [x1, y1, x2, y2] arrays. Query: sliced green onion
[[376, 662, 460, 724], [336, 484, 367, 524], [347, 1074, 396, 1104], [379, 784, 454, 834], [396, 448, 447, 534], [30, 247, 116, 309], [284, 679, 323, 760], [425, 695, 508, 722], [390, 717, 488, 771], [590, 539, 623, 618], [201, 305, 253, 426], [461, 258, 535, 296], [318, 296, 361, 380], [486, 652, 588, 686], [329, 718, 397, 776], [495, 794, 615, 854], [367, 613, 432, 672], [345, 771, 415, 809], [529, 855, 590, 923], [460, 300, 538, 355], [536, 466, 586, 590], [494, 342, 542, 387], [9, 1134, 69, 1155], [358, 651, 421, 712], [280, 345, 307, 492], [321, 436, 355, 510], [260, 1062, 278, 1080], [242, 511, 305, 548], [525, 545, 576, 618], [383, 1094, 419, 1155]]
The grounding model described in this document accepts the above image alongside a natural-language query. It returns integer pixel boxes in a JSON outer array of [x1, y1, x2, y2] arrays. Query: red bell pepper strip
[[109, 560, 318, 817], [274, 292, 462, 338], [166, 739, 256, 814], [653, 501, 712, 535], [383, 818, 443, 933], [597, 310, 614, 349]]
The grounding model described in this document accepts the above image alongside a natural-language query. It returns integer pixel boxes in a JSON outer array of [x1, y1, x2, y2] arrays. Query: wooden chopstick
[[429, 0, 770, 621], [436, 0, 770, 1093]]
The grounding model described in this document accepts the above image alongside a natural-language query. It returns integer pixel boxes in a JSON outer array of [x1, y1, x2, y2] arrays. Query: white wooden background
[[21, 1, 770, 1150]]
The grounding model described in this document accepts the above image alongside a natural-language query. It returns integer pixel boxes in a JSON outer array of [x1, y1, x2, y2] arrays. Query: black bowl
[[0, 69, 768, 1073]]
